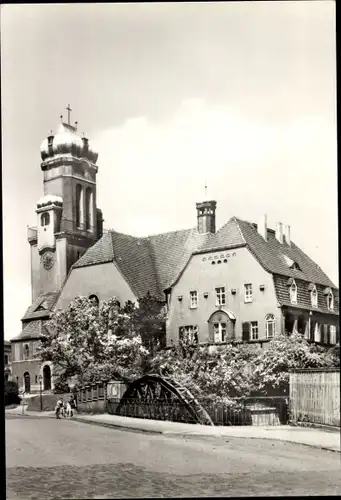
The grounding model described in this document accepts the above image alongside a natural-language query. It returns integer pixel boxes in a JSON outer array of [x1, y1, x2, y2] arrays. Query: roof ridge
[[229, 216, 247, 244], [145, 227, 194, 240]]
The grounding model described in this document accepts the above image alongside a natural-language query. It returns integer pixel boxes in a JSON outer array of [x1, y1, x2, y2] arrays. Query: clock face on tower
[[41, 251, 55, 270]]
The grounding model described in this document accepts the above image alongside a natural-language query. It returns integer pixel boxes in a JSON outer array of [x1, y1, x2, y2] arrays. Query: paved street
[[6, 415, 341, 499]]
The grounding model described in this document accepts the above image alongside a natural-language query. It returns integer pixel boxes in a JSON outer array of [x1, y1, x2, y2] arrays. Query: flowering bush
[[38, 294, 339, 397], [150, 335, 339, 398], [37, 295, 151, 387], [251, 333, 339, 394]]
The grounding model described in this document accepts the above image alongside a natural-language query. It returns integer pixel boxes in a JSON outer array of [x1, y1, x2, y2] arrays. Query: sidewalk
[[6, 406, 340, 453]]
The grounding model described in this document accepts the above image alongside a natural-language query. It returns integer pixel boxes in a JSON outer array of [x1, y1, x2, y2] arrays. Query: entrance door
[[43, 365, 51, 391], [24, 372, 30, 393]]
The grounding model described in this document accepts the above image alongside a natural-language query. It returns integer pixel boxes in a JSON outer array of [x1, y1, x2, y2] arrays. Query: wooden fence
[[289, 368, 340, 427]]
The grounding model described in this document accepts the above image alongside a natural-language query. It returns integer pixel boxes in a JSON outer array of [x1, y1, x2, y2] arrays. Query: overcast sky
[[1, 2, 337, 340]]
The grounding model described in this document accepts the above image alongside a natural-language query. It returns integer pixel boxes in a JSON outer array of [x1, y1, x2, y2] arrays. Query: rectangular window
[[190, 291, 198, 309], [314, 322, 321, 343], [330, 325, 337, 345], [250, 321, 258, 340], [215, 287, 226, 306], [244, 284, 253, 303], [4, 354, 8, 365], [266, 315, 276, 339], [213, 322, 227, 343], [179, 325, 199, 344]]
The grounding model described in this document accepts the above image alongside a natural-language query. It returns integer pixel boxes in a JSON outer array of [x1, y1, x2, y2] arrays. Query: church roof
[[11, 319, 50, 342], [71, 216, 337, 302], [21, 291, 59, 322]]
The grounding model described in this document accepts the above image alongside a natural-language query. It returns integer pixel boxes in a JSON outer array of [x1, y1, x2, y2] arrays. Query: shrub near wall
[[5, 381, 20, 406]]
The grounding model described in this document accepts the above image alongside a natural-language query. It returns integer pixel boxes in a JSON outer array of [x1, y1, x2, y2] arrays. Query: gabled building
[[10, 110, 339, 393]]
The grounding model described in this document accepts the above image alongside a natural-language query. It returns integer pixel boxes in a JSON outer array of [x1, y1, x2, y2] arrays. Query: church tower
[[27, 106, 104, 301]]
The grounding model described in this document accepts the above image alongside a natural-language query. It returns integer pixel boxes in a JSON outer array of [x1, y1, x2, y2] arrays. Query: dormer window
[[41, 212, 50, 227], [288, 279, 297, 304], [309, 284, 318, 308], [324, 287, 334, 311]]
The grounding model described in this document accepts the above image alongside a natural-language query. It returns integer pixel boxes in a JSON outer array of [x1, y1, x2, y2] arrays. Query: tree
[[37, 295, 150, 387], [123, 292, 166, 356]]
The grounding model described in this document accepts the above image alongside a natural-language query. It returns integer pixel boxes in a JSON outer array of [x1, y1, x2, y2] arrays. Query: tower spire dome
[[40, 108, 98, 164]]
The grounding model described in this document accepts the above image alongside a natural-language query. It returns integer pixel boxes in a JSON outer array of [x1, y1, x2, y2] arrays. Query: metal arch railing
[[115, 373, 214, 426]]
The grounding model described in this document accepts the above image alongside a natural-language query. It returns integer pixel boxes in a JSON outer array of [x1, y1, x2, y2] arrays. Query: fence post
[[103, 379, 109, 411]]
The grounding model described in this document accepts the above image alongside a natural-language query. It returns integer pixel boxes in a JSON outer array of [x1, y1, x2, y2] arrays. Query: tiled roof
[[273, 275, 339, 315], [148, 228, 211, 291], [11, 320, 46, 342], [21, 291, 59, 322], [110, 231, 161, 298], [70, 216, 337, 303], [73, 232, 114, 267], [235, 218, 336, 288]]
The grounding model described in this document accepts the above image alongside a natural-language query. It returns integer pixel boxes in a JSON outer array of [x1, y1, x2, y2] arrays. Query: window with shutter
[[242, 322, 250, 342]]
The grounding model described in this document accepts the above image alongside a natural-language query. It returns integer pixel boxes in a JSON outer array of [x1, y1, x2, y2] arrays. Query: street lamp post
[[39, 374, 43, 411]]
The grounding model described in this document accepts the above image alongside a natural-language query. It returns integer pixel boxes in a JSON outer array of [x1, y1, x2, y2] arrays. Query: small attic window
[[282, 254, 301, 271], [35, 300, 48, 312]]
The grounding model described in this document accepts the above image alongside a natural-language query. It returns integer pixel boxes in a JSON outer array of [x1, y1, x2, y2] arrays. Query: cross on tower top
[[66, 104, 72, 125]]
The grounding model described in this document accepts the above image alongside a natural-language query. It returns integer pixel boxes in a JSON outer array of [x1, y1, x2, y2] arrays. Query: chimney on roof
[[196, 200, 217, 234], [275, 222, 284, 244], [257, 214, 267, 241], [284, 224, 291, 246]]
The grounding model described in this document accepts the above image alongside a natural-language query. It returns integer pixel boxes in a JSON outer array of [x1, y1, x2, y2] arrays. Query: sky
[[1, 2, 338, 340]]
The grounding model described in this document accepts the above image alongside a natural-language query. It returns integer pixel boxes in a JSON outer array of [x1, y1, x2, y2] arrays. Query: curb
[[71, 416, 164, 434], [6, 411, 340, 453], [72, 416, 341, 453]]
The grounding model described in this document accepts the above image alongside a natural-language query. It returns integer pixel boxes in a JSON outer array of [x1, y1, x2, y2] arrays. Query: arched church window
[[76, 184, 83, 228], [85, 187, 93, 230], [23, 344, 30, 360], [41, 212, 50, 227]]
